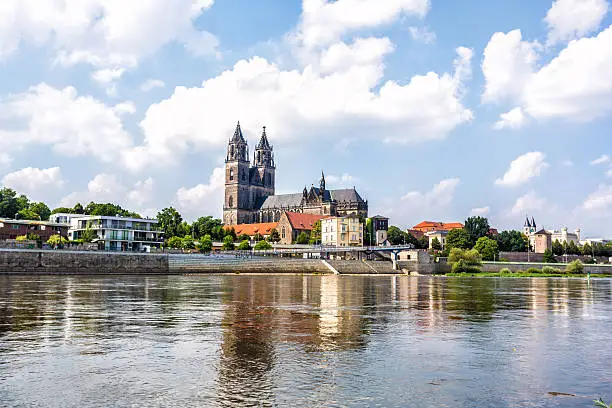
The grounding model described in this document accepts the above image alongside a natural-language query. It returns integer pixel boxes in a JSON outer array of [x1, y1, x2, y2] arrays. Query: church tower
[[253, 126, 275, 198], [224, 122, 251, 226]]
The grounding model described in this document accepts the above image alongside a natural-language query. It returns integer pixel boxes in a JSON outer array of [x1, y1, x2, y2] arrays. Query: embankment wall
[[482, 261, 612, 275]]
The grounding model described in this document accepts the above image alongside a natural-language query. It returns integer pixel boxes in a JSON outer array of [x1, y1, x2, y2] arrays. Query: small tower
[[523, 215, 532, 236], [253, 126, 275, 196], [224, 122, 251, 226], [319, 171, 326, 195]]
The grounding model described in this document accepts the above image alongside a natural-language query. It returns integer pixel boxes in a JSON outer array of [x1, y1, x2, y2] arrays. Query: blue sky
[[1, 0, 612, 237]]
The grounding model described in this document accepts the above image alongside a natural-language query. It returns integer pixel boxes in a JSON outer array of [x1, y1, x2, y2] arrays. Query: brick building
[[277, 212, 324, 245], [0, 218, 69, 242]]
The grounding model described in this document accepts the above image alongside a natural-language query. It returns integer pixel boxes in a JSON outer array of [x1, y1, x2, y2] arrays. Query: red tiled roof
[[412, 221, 464, 232], [407, 229, 425, 239], [224, 222, 278, 236], [284, 212, 324, 231]]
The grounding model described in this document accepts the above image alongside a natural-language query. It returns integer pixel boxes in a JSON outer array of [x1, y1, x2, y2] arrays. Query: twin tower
[[223, 122, 276, 226]]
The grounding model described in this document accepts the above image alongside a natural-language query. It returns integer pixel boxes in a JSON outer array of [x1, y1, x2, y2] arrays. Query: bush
[[198, 235, 213, 253], [254, 240, 272, 250], [449, 248, 482, 273], [499, 268, 512, 274], [166, 236, 183, 249], [526, 267, 541, 274], [499, 258, 509, 262], [565, 260, 585, 274], [542, 266, 562, 274], [237, 240, 251, 250], [222, 235, 235, 251]]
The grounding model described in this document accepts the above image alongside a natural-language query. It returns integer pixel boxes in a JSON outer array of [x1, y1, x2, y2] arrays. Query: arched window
[[229, 169, 234, 181], [230, 145, 235, 159], [229, 196, 234, 207], [282, 227, 286, 239]]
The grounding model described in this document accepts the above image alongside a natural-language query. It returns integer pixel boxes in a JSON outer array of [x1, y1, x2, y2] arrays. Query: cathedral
[[223, 122, 368, 226]]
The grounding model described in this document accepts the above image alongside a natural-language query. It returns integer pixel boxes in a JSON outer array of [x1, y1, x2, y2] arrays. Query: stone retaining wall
[[482, 261, 612, 275]]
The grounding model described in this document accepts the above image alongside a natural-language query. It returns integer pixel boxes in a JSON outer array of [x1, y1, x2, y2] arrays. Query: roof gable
[[284, 212, 324, 231]]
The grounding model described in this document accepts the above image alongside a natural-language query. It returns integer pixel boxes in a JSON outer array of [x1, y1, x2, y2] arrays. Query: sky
[[0, 0, 611, 237]]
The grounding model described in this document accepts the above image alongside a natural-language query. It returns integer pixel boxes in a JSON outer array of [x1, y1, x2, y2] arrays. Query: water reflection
[[0, 275, 611, 407]]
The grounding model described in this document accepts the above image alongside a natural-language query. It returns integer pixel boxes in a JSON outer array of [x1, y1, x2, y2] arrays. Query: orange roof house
[[277, 212, 325, 244], [225, 222, 278, 238], [412, 221, 464, 233]]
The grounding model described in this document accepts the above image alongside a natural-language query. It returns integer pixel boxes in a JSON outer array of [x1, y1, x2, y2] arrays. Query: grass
[[446, 271, 609, 278]]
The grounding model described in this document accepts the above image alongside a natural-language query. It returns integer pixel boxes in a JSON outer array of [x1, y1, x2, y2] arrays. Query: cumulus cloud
[[60, 174, 155, 213], [590, 154, 610, 165], [124, 44, 473, 170], [470, 206, 490, 217], [296, 0, 430, 48], [581, 184, 612, 212], [495, 152, 548, 187], [511, 191, 546, 215], [0, 84, 133, 163], [493, 107, 527, 130], [326, 173, 358, 185], [483, 24, 612, 125], [2, 167, 65, 199], [0, 0, 218, 71], [140, 79, 166, 92], [401, 178, 460, 218], [175, 167, 225, 220], [545, 0, 609, 45]]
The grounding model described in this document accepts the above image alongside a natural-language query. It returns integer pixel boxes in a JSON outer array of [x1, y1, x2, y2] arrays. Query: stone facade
[[533, 229, 552, 253], [277, 212, 324, 244], [223, 122, 368, 226]]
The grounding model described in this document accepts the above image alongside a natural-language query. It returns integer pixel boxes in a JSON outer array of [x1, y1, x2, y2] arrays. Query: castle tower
[[253, 126, 275, 197], [224, 122, 251, 226]]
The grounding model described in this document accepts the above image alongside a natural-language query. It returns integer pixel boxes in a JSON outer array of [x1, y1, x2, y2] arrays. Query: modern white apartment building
[[322, 217, 363, 247], [52, 214, 164, 252]]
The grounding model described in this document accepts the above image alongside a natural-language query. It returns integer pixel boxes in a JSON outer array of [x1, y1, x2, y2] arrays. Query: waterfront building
[[65, 215, 163, 251], [225, 222, 278, 240], [223, 122, 368, 225], [425, 230, 449, 250], [321, 217, 363, 247], [276, 212, 324, 245], [411, 221, 464, 233], [523, 215, 581, 248], [533, 229, 552, 253], [0, 218, 69, 242], [369, 215, 389, 246]]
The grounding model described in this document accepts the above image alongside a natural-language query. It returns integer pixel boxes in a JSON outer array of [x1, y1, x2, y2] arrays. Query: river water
[[0, 275, 610, 407]]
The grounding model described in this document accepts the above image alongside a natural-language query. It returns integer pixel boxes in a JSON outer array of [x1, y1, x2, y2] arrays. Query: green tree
[[222, 235, 235, 251], [157, 207, 183, 238], [448, 248, 482, 273], [237, 240, 252, 250], [364, 218, 373, 245], [474, 236, 499, 261], [238, 234, 251, 242], [418, 236, 429, 250], [17, 208, 40, 220], [567, 240, 580, 255], [543, 248, 556, 263], [0, 188, 20, 218], [182, 235, 195, 250], [81, 227, 97, 243], [254, 240, 273, 250], [224, 227, 237, 241], [192, 216, 223, 239], [494, 230, 528, 252], [387, 226, 408, 245], [73, 203, 84, 214], [309, 221, 322, 244], [295, 232, 310, 244], [446, 228, 471, 251], [267, 228, 281, 243], [166, 236, 183, 249], [85, 202, 141, 218], [464, 216, 490, 247], [253, 233, 264, 242], [47, 234, 68, 247], [28, 202, 51, 220], [552, 239, 564, 256], [431, 237, 442, 251], [51, 207, 75, 214], [565, 260, 584, 274], [581, 242, 592, 256], [198, 235, 213, 253]]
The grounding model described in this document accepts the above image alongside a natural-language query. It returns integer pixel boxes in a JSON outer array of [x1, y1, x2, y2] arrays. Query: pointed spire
[[231, 121, 245, 143], [524, 215, 531, 228], [256, 126, 271, 150], [531, 216, 536, 229]]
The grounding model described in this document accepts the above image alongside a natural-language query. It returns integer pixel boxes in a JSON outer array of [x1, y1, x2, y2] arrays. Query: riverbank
[[446, 272, 610, 278]]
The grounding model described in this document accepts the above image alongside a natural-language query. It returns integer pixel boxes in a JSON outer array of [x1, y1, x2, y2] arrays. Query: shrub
[[198, 235, 213, 253], [254, 240, 272, 250], [565, 260, 585, 274], [499, 268, 512, 274], [222, 235, 235, 251], [166, 236, 183, 249], [526, 267, 541, 274], [542, 266, 562, 274], [449, 248, 482, 273], [499, 258, 509, 262]]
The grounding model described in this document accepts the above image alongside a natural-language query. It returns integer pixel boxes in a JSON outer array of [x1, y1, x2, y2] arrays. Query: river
[[1, 275, 611, 407]]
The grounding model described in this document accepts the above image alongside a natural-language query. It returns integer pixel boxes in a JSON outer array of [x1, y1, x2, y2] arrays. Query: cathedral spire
[[524, 215, 531, 228], [254, 125, 274, 168], [231, 121, 246, 143], [319, 171, 326, 194]]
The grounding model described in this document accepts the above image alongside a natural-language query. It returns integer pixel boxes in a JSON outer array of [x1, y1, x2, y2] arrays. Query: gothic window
[[282, 227, 286, 239], [229, 196, 234, 207], [230, 145, 235, 159], [229, 169, 234, 181]]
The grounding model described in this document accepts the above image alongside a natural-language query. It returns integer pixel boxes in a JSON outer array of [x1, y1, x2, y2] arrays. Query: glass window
[[229, 169, 234, 181]]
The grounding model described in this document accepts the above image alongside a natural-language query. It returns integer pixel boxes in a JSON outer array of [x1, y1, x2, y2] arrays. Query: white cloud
[[175, 167, 225, 220], [495, 152, 548, 187], [140, 79, 166, 92], [562, 160, 574, 167], [482, 30, 538, 103], [124, 45, 473, 170], [470, 206, 490, 217], [297, 0, 430, 48], [511, 191, 546, 215], [0, 153, 12, 168], [0, 0, 218, 71], [0, 84, 133, 163], [581, 184, 612, 211], [401, 178, 460, 212], [2, 167, 65, 199], [408, 26, 436, 44], [326, 173, 358, 185], [607, 168, 612, 177], [494, 107, 527, 130], [545, 0, 609, 45], [60, 174, 155, 213], [590, 154, 610, 165], [483, 25, 612, 124], [318, 37, 394, 73]]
